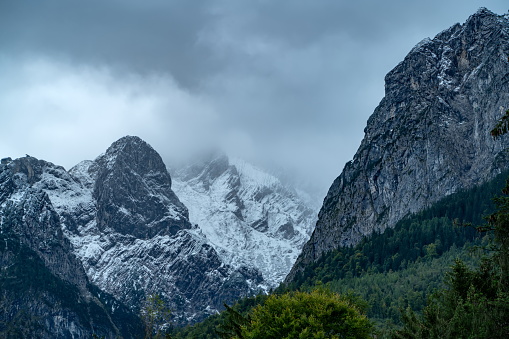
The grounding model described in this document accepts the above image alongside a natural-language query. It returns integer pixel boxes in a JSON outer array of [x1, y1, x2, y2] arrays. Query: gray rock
[[288, 8, 509, 281], [0, 157, 143, 338], [172, 153, 317, 288], [57, 137, 262, 325], [0, 137, 266, 329], [93, 136, 190, 239]]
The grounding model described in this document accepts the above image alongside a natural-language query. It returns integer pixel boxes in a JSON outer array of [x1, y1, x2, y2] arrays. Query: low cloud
[[0, 56, 220, 169], [1, 1, 508, 199]]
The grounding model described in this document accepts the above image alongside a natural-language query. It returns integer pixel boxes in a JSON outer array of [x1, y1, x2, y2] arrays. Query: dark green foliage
[[172, 294, 268, 339], [289, 173, 507, 289], [491, 109, 509, 138], [290, 217, 480, 289], [288, 169, 509, 291], [327, 242, 481, 327], [278, 170, 509, 329], [172, 313, 224, 339], [391, 106, 509, 337], [216, 303, 251, 339], [394, 258, 509, 338], [174, 290, 372, 338], [219, 289, 373, 339], [393, 178, 509, 338]]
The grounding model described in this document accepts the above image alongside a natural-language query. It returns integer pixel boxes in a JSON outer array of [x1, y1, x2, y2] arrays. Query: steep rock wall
[[288, 8, 509, 281]]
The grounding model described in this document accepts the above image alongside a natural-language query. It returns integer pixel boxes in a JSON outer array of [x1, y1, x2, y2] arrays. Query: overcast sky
[[1, 1, 508, 199]]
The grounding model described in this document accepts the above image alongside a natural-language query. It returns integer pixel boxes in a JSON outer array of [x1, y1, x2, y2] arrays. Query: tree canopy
[[218, 289, 373, 339]]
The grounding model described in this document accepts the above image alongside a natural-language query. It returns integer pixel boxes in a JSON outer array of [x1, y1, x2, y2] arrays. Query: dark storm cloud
[[0, 0, 481, 88], [1, 0, 508, 199], [0, 0, 216, 88]]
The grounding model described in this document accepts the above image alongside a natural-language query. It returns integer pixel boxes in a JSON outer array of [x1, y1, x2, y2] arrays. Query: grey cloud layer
[[1, 0, 508, 198]]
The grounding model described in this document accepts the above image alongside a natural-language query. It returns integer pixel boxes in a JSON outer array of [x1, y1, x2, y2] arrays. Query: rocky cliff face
[[0, 157, 143, 338], [1, 135, 314, 328], [92, 137, 190, 238], [0, 157, 88, 292], [288, 8, 509, 281], [172, 154, 317, 289], [65, 137, 263, 324]]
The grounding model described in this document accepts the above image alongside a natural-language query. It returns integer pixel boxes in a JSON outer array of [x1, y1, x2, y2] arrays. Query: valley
[[1, 6, 509, 338]]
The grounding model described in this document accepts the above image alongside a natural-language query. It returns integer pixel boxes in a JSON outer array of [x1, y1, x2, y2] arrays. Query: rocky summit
[[287, 8, 509, 281], [0, 136, 266, 329], [0, 135, 320, 330], [92, 136, 190, 239], [55, 136, 265, 325]]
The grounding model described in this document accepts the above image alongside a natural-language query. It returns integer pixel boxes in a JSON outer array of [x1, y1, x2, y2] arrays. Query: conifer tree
[[141, 294, 172, 339]]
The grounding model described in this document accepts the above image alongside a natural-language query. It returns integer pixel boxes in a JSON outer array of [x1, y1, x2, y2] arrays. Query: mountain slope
[[288, 8, 509, 281], [60, 137, 263, 324], [0, 156, 143, 338], [1, 137, 266, 327], [285, 168, 509, 327], [172, 154, 316, 289]]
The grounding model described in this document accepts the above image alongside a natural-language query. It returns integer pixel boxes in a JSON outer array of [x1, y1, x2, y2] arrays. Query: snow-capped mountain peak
[[1, 138, 318, 325], [172, 153, 317, 288]]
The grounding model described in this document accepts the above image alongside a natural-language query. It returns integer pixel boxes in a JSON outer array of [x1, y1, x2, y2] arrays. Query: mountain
[[0, 156, 143, 338], [1, 135, 317, 329], [1, 136, 265, 328], [172, 154, 317, 289], [57, 137, 265, 325], [287, 8, 509, 281], [92, 136, 190, 239]]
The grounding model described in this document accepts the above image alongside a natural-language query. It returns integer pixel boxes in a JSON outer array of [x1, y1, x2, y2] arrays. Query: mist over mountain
[[172, 153, 317, 289], [1, 135, 318, 331]]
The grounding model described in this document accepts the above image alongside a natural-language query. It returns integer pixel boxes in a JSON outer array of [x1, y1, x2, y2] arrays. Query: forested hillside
[[285, 169, 509, 326], [288, 168, 508, 283], [173, 9, 509, 333]]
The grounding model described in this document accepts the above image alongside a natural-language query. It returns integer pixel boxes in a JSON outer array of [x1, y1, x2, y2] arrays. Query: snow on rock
[[172, 154, 318, 289], [1, 137, 317, 324], [60, 137, 264, 325], [0, 137, 267, 326]]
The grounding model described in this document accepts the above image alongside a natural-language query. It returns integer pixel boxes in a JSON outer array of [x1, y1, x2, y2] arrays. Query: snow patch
[[173, 156, 317, 288]]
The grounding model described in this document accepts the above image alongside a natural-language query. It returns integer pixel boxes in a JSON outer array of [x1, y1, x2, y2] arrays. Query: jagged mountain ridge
[[49, 136, 263, 325], [172, 154, 317, 288], [0, 157, 143, 338], [1, 136, 315, 328], [287, 8, 509, 281]]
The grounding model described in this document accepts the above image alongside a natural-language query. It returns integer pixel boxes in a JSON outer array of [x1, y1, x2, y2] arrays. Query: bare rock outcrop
[[288, 8, 509, 281]]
